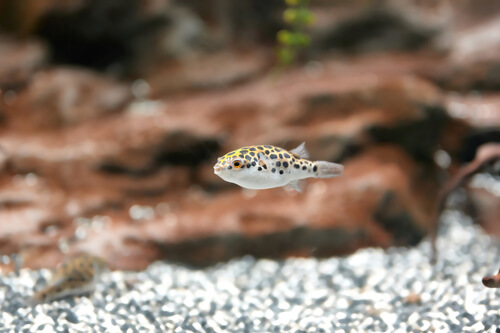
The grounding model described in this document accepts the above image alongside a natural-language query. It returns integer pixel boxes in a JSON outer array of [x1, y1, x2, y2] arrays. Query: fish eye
[[232, 160, 242, 168]]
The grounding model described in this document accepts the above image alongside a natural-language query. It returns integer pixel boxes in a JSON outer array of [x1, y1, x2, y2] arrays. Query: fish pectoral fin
[[287, 180, 303, 192], [290, 142, 309, 159], [259, 160, 268, 169]]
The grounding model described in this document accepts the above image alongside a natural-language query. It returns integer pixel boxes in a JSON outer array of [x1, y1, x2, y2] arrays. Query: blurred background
[[0, 0, 499, 271]]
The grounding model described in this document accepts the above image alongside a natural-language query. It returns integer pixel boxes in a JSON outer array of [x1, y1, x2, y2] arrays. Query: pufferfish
[[213, 142, 343, 191], [30, 254, 108, 304]]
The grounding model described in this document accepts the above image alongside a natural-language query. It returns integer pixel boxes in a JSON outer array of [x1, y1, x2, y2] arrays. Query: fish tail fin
[[314, 161, 343, 178]]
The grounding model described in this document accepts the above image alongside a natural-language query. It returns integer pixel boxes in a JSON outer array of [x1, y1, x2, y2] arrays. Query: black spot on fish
[[279, 170, 284, 175], [313, 165, 318, 172], [265, 150, 270, 155], [251, 162, 256, 167], [257, 146, 264, 150], [294, 164, 300, 169], [249, 147, 256, 151], [283, 161, 289, 168], [228, 166, 232, 170], [272, 168, 276, 173], [270, 154, 277, 159], [240, 150, 248, 154], [250, 152, 255, 157], [258, 167, 262, 171], [239, 154, 244, 158], [246, 164, 251, 168], [302, 166, 307, 170], [276, 161, 281, 167], [264, 145, 273, 149], [279, 154, 283, 159], [284, 153, 290, 158], [245, 155, 251, 161]]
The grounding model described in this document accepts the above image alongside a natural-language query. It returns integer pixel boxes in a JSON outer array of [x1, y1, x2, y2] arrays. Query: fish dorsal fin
[[290, 142, 309, 159]]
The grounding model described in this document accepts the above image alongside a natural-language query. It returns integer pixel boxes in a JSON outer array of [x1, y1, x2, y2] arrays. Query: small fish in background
[[30, 253, 108, 305], [214, 142, 343, 192]]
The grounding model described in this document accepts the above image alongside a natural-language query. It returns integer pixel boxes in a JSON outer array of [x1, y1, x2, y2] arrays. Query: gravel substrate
[[0, 211, 499, 333]]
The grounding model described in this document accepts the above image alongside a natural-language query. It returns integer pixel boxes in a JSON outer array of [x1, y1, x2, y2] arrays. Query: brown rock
[[0, 0, 84, 35], [0, 147, 8, 174], [309, 1, 446, 54], [0, 36, 48, 90], [467, 187, 500, 238], [26, 0, 174, 73], [147, 49, 272, 97], [284, 75, 447, 161], [0, 107, 221, 187], [5, 67, 132, 130], [14, 146, 437, 270], [11, 0, 259, 76], [446, 94, 500, 128], [2, 61, 451, 188], [444, 93, 500, 162], [431, 18, 500, 91], [186, 0, 285, 44], [0, 54, 463, 271], [451, 0, 500, 28]]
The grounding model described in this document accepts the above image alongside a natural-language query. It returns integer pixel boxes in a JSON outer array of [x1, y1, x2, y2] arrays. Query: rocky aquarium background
[[0, 0, 499, 272]]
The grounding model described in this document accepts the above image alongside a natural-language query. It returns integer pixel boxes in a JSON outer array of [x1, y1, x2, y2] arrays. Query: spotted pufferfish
[[30, 254, 108, 304], [214, 142, 343, 191]]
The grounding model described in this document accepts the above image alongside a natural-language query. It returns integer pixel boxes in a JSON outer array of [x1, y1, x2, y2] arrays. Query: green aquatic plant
[[276, 0, 314, 67]]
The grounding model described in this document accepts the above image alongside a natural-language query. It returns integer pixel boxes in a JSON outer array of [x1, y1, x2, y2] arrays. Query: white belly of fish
[[219, 172, 292, 190]]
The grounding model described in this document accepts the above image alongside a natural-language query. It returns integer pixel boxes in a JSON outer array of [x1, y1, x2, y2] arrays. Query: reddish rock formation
[[430, 18, 500, 91], [467, 187, 500, 238], [6, 67, 133, 131], [0, 57, 455, 271], [446, 94, 500, 128], [1, 146, 438, 271], [3, 0, 500, 273], [0, 36, 47, 90]]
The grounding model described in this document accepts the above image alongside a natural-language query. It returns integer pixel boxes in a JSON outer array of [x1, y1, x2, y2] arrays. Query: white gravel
[[0, 210, 499, 332]]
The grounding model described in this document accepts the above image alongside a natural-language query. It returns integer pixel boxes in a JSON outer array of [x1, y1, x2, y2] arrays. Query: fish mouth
[[213, 165, 222, 174]]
